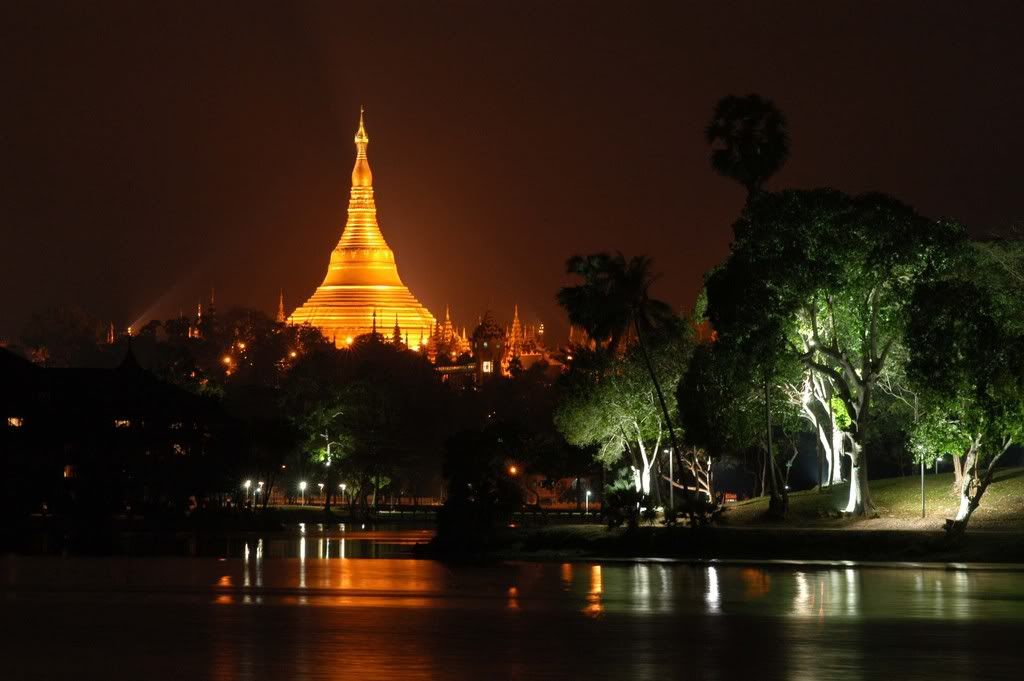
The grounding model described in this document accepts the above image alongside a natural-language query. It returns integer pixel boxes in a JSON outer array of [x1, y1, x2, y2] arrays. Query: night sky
[[3, 1, 1023, 341]]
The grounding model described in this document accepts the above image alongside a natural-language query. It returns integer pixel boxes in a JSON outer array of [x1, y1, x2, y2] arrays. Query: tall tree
[[706, 190, 962, 515], [907, 244, 1024, 536], [705, 94, 791, 506], [556, 253, 687, 496]]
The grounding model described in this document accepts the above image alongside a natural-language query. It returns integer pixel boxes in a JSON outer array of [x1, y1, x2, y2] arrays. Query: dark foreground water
[[2, 527, 1023, 680]]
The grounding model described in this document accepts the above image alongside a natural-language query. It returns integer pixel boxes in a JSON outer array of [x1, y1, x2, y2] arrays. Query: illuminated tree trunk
[[952, 454, 964, 495], [843, 441, 875, 515], [947, 437, 1010, 537], [827, 429, 845, 485]]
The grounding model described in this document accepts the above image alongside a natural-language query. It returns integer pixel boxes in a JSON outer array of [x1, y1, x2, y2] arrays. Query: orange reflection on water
[[507, 586, 520, 610], [560, 562, 573, 590], [741, 567, 770, 598], [583, 565, 603, 618]]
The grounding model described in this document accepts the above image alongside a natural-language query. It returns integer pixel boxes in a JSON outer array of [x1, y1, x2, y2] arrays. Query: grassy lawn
[[719, 467, 1024, 530]]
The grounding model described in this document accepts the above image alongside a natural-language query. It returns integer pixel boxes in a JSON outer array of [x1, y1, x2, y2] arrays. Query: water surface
[[2, 527, 1022, 680]]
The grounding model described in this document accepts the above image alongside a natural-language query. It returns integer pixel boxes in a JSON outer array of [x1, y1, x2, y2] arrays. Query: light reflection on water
[[2, 531, 1024, 680]]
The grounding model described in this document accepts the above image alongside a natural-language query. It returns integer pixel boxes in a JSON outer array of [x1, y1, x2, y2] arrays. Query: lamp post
[[256, 481, 264, 508], [921, 458, 926, 519], [585, 489, 592, 515], [243, 480, 252, 508], [668, 448, 674, 513], [340, 483, 347, 507], [299, 481, 307, 506]]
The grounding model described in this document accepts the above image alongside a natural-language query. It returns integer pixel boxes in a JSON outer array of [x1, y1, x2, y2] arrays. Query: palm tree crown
[[705, 94, 789, 197], [557, 252, 675, 355]]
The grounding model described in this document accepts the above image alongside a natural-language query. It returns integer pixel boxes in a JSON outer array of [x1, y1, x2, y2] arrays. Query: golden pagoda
[[289, 109, 436, 346]]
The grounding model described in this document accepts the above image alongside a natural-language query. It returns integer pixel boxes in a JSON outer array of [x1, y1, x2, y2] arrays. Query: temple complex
[[288, 109, 436, 346]]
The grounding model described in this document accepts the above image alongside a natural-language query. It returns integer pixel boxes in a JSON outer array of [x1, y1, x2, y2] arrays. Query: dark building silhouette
[[1, 346, 225, 517]]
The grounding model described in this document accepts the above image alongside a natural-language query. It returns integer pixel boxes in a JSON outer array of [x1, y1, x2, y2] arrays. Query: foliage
[[555, 332, 690, 474]]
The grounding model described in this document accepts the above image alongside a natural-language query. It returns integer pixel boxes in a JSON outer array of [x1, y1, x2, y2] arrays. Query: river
[[2, 525, 1022, 680]]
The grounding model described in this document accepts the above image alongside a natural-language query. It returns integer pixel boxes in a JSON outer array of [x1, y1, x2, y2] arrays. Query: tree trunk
[[843, 440, 876, 515], [828, 430, 845, 485], [632, 319, 692, 518], [952, 454, 964, 495], [764, 380, 787, 517], [323, 465, 335, 513], [946, 439, 1011, 539]]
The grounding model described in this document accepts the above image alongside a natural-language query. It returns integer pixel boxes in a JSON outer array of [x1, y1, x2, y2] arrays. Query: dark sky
[[3, 1, 1023, 341]]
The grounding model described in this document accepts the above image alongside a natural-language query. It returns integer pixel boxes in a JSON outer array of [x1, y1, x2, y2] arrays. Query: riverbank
[[719, 467, 1024, 531], [477, 524, 1024, 564]]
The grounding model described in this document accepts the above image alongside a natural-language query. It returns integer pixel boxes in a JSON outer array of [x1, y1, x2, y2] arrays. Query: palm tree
[[706, 93, 790, 514], [705, 94, 789, 198], [558, 253, 688, 510]]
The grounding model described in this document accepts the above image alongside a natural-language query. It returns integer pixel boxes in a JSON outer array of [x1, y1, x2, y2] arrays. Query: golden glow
[[289, 350, 298, 358], [288, 109, 436, 345], [222, 355, 232, 365], [583, 565, 603, 618], [6, 416, 24, 428], [508, 465, 518, 475]]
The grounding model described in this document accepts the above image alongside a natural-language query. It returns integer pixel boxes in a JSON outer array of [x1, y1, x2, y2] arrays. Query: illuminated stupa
[[289, 109, 436, 346]]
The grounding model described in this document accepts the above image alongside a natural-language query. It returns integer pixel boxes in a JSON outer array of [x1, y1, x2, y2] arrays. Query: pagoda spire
[[352, 105, 372, 187]]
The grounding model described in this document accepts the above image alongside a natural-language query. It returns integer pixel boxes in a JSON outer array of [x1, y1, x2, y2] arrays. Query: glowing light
[[6, 417, 24, 428], [706, 566, 721, 613], [222, 356, 232, 365], [289, 351, 298, 358], [243, 480, 252, 490], [237, 342, 246, 350], [508, 465, 518, 475], [299, 481, 307, 491], [346, 336, 354, 346]]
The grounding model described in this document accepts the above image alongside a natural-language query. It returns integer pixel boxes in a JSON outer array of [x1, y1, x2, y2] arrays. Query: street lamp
[[243, 480, 252, 508], [299, 481, 307, 505], [586, 489, 592, 514], [508, 465, 518, 476], [340, 483, 347, 506]]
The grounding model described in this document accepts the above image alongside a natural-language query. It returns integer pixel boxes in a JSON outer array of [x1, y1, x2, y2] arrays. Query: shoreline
[[430, 524, 1024, 565]]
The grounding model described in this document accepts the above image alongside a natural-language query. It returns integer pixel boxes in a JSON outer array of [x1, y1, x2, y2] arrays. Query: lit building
[[471, 311, 505, 383], [288, 109, 436, 346]]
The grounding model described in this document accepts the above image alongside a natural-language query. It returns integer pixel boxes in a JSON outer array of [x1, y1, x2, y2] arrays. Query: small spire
[[355, 105, 368, 143], [276, 289, 286, 323], [351, 106, 373, 187], [371, 308, 378, 335]]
